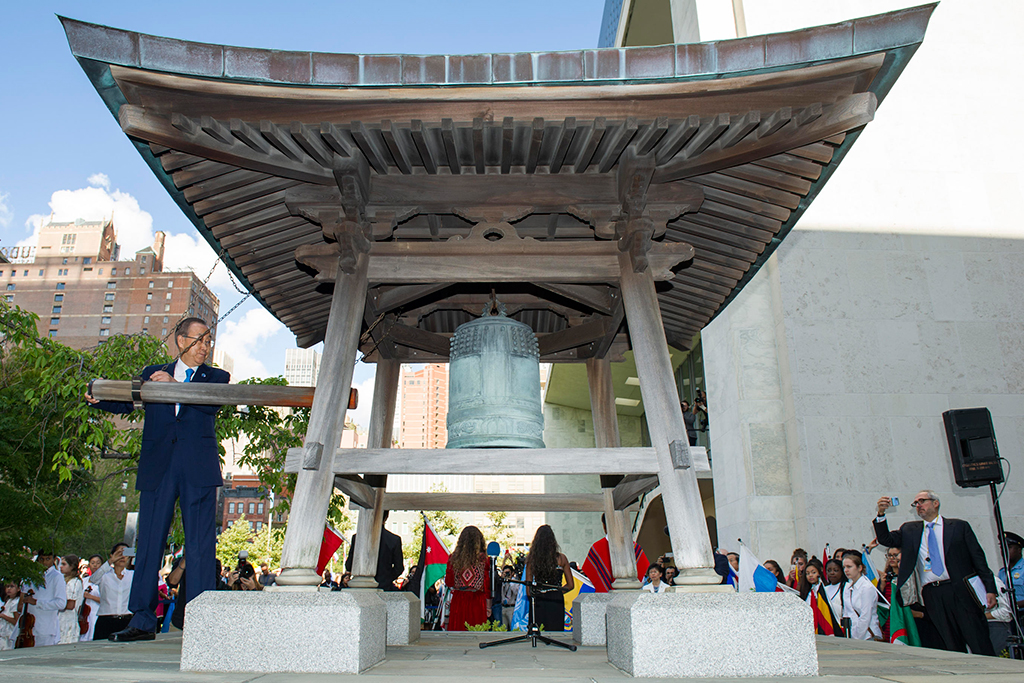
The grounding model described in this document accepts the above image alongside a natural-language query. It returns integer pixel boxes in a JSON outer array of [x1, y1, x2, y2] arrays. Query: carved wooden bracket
[[617, 217, 656, 273]]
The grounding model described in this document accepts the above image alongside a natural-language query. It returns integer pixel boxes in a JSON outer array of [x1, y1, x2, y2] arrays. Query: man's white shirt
[[25, 564, 67, 641]]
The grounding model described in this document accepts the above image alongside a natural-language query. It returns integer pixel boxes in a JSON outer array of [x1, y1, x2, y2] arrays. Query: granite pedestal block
[[606, 591, 818, 678], [180, 590, 386, 673], [572, 592, 617, 646], [379, 591, 421, 645]]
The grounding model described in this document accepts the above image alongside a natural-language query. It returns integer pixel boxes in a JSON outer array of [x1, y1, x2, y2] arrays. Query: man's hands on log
[[85, 370, 177, 405]]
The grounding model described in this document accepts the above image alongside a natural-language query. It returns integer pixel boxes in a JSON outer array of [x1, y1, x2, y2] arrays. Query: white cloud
[[160, 231, 236, 291], [0, 192, 11, 228], [215, 308, 285, 381], [87, 173, 111, 189], [19, 183, 154, 255]]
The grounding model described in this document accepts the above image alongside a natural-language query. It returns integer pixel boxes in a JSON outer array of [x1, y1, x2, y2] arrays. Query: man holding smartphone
[[86, 318, 229, 642], [874, 490, 996, 654]]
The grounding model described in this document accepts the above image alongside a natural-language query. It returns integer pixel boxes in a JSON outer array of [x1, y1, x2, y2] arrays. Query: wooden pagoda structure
[[63, 4, 933, 591]]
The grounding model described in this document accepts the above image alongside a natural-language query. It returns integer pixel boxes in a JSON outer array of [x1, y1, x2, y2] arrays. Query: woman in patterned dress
[[58, 554, 84, 644], [444, 526, 490, 630]]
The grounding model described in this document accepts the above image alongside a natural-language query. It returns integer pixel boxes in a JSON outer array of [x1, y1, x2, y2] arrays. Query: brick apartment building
[[1, 218, 218, 349], [397, 363, 448, 449], [220, 472, 286, 535]]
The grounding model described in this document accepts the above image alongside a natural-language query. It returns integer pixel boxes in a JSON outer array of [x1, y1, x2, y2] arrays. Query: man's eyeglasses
[[910, 498, 934, 508], [182, 335, 214, 347]]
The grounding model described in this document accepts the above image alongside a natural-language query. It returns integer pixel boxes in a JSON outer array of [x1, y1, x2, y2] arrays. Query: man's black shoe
[[109, 627, 156, 642]]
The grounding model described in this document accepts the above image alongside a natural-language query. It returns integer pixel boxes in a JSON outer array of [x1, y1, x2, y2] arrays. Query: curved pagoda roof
[[61, 5, 934, 358]]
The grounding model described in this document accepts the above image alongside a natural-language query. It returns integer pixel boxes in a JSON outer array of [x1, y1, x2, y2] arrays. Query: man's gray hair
[[921, 490, 940, 509]]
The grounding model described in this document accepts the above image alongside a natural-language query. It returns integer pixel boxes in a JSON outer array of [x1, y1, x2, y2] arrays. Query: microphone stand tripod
[[479, 577, 577, 652]]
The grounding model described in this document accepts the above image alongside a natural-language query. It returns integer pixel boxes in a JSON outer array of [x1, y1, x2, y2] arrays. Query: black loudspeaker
[[942, 408, 1004, 488]]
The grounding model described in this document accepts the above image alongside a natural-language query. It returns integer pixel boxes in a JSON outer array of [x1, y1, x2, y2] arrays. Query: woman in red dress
[[445, 526, 490, 631]]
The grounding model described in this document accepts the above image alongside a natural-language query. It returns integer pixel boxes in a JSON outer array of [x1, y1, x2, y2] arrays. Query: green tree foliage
[[216, 514, 255, 569], [484, 510, 515, 552], [401, 484, 465, 564], [251, 522, 286, 569], [1, 301, 168, 583]]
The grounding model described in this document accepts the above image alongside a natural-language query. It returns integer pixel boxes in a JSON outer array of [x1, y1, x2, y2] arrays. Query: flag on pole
[[316, 525, 345, 575], [738, 543, 782, 593], [808, 584, 843, 636], [408, 515, 451, 620], [878, 591, 920, 646], [823, 543, 831, 562], [562, 569, 595, 631], [861, 546, 879, 586]]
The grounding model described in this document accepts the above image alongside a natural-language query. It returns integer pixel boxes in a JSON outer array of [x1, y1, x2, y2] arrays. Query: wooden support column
[[348, 359, 400, 590], [617, 252, 719, 584], [587, 357, 641, 590], [277, 253, 369, 587]]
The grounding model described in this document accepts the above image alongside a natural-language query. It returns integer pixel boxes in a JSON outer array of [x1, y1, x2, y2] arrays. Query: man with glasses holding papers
[[874, 490, 996, 655], [86, 317, 229, 642]]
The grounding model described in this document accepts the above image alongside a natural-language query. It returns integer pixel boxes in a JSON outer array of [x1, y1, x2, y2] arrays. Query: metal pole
[[990, 481, 1023, 658]]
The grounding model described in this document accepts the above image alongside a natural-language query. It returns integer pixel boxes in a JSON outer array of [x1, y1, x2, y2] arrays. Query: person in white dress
[[80, 555, 103, 642], [59, 555, 84, 644], [0, 582, 22, 650], [842, 552, 881, 640]]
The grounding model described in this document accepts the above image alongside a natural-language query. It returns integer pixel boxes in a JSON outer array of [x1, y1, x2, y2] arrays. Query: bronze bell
[[446, 301, 545, 449]]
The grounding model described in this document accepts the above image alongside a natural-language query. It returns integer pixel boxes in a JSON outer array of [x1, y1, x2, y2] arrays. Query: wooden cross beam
[[87, 379, 358, 409]]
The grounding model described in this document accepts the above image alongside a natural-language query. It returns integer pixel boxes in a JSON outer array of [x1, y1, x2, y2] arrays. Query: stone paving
[[1, 631, 1023, 682]]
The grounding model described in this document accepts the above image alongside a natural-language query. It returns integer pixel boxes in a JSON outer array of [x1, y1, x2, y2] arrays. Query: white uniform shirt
[[89, 562, 133, 616], [917, 515, 950, 585], [842, 575, 880, 640], [25, 564, 67, 642]]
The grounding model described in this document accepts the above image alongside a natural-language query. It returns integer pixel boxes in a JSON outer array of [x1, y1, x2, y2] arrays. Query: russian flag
[[738, 544, 781, 593]]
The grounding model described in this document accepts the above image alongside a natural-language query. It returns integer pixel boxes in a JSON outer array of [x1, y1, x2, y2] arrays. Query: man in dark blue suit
[[86, 317, 229, 641]]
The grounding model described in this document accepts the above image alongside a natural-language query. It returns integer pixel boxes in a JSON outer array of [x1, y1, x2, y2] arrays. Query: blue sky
[[0, 1, 603, 425]]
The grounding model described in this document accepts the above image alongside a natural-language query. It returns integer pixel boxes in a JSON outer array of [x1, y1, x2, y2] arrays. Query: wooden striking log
[[87, 379, 357, 410], [384, 493, 604, 513]]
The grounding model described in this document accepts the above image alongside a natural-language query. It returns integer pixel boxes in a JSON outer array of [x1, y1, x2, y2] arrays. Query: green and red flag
[[880, 591, 921, 646], [409, 514, 450, 610]]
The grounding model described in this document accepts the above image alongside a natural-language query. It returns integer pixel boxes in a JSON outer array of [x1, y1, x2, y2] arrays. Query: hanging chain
[[357, 308, 400, 363]]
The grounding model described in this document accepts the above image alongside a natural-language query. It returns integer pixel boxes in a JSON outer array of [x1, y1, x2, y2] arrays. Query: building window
[[101, 316, 111, 324], [107, 282, 116, 289], [142, 328, 148, 334], [62, 258, 68, 265], [147, 293, 152, 300], [124, 267, 130, 275], [105, 293, 115, 301], [161, 328, 167, 335], [227, 520, 233, 528], [248, 503, 255, 514], [54, 294, 63, 302], [5, 284, 13, 291], [38, 269, 43, 276], [149, 281, 154, 288], [163, 316, 169, 323], [56, 282, 65, 290], [255, 522, 263, 531], [257, 502, 264, 514], [141, 255, 147, 263], [5, 295, 13, 303], [140, 268, 145, 274], [164, 305, 171, 312], [144, 316, 150, 323], [167, 281, 173, 288], [146, 304, 152, 312], [229, 502, 235, 514], [52, 306, 61, 314], [50, 318, 59, 325], [166, 292, 172, 300], [83, 257, 92, 265], [111, 268, 116, 276], [249, 521, 255, 531], [99, 329, 109, 336], [48, 330, 57, 338], [103, 305, 113, 313], [98, 268, 103, 275]]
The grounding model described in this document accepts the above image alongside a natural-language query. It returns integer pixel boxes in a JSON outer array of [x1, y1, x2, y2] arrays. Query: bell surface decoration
[[446, 302, 545, 449]]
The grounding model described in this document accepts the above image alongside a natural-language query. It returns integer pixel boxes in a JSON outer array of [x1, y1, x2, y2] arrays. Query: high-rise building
[[397, 363, 448, 449], [284, 347, 321, 386], [1, 218, 218, 349]]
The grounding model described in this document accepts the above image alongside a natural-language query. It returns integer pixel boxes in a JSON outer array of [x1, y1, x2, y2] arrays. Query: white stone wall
[[543, 402, 645, 565], [704, 229, 1024, 567]]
